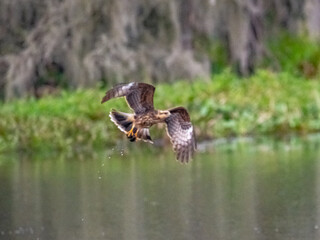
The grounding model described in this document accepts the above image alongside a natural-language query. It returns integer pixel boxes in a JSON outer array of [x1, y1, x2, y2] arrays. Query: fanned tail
[[109, 110, 134, 133]]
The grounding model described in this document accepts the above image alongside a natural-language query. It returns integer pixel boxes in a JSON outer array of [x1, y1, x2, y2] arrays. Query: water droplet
[[98, 176, 102, 180], [101, 163, 105, 167], [150, 201, 158, 206], [18, 227, 24, 234], [315, 225, 319, 230], [82, 218, 85, 222], [253, 227, 260, 233]]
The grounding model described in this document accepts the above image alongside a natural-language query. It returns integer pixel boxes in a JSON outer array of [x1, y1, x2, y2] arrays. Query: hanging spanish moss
[[0, 0, 319, 100]]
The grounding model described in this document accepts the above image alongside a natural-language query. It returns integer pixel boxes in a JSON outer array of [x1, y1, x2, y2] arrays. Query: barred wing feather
[[165, 107, 196, 163]]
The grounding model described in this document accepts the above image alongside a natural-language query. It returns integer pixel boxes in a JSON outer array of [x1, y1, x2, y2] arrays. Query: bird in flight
[[101, 82, 196, 163]]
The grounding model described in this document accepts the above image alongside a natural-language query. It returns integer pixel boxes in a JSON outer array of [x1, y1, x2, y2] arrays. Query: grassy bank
[[1, 69, 320, 153]]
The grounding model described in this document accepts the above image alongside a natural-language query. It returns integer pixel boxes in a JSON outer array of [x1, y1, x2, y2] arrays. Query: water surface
[[0, 137, 320, 240]]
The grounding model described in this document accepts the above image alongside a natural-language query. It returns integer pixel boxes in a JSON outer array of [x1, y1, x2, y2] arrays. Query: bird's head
[[158, 110, 171, 120]]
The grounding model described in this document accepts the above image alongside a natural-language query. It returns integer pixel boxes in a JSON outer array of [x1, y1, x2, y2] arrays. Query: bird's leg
[[127, 125, 138, 138], [127, 127, 134, 137], [127, 126, 134, 137], [133, 127, 138, 138]]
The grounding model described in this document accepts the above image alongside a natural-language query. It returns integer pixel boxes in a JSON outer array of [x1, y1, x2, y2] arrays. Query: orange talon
[[134, 131, 138, 138], [127, 126, 135, 137]]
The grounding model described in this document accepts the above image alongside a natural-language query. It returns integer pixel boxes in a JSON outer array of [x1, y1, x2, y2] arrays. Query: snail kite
[[101, 82, 196, 163]]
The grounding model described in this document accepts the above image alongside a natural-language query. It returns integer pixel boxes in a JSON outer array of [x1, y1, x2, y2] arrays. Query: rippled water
[[0, 137, 320, 240]]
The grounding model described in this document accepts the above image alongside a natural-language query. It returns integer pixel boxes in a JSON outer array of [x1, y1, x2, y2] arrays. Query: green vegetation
[[1, 69, 320, 153], [267, 34, 320, 79], [1, 34, 320, 154]]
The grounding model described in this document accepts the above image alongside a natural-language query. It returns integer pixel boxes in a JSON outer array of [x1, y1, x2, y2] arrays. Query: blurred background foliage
[[1, 70, 320, 153], [1, 0, 320, 152], [1, 0, 320, 99]]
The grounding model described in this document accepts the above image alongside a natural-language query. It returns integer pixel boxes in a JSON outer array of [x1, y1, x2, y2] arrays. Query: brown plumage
[[101, 82, 196, 163]]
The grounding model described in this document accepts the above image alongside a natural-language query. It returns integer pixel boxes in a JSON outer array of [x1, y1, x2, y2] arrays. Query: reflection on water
[[0, 137, 320, 240]]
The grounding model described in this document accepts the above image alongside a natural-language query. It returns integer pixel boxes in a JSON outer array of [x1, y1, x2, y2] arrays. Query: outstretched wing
[[101, 82, 155, 114], [165, 107, 196, 163]]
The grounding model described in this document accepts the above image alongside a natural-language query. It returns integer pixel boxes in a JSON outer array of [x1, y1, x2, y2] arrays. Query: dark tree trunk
[[304, 0, 320, 40], [225, 0, 264, 75]]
